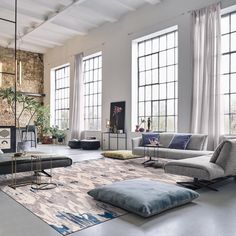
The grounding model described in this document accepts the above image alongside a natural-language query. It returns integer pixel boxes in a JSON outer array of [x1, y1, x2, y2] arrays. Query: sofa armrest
[[132, 137, 142, 150]]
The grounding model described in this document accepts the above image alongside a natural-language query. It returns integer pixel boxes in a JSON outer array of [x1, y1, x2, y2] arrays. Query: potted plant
[[34, 105, 50, 143], [50, 125, 59, 144], [49, 126, 65, 144], [56, 129, 65, 144], [0, 87, 43, 151]]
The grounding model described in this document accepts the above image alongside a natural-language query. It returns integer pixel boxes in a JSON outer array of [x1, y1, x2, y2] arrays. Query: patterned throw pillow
[[168, 134, 192, 150], [142, 133, 160, 146]]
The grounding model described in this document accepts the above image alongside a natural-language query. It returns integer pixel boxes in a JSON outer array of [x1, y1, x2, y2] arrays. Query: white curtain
[[191, 3, 223, 150], [69, 53, 84, 139]]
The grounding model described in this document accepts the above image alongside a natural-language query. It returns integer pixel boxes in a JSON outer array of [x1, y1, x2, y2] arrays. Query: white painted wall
[[44, 0, 236, 149]]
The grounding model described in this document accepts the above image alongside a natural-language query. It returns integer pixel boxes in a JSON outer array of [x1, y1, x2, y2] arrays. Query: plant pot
[[57, 137, 64, 144], [52, 138, 57, 144], [41, 136, 53, 144], [17, 141, 31, 152]]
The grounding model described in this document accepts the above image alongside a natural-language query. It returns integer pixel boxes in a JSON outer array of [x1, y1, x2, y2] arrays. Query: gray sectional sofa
[[164, 139, 236, 188], [132, 133, 213, 159]]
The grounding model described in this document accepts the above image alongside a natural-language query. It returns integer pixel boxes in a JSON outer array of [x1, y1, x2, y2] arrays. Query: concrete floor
[[0, 144, 236, 236]]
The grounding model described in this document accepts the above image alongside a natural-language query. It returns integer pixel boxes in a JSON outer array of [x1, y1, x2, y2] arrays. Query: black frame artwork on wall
[[0, 126, 16, 153], [110, 101, 125, 133]]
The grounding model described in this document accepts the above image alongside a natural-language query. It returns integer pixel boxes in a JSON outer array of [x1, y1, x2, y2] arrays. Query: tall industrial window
[[83, 53, 102, 131], [222, 11, 236, 134], [54, 65, 70, 129], [136, 28, 178, 132]]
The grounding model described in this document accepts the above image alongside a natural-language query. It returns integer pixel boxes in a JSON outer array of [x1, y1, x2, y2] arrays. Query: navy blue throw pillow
[[142, 133, 159, 146], [168, 134, 192, 150]]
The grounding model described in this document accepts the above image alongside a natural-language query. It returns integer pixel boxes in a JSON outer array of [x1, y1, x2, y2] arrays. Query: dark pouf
[[80, 139, 100, 150], [68, 140, 81, 149]]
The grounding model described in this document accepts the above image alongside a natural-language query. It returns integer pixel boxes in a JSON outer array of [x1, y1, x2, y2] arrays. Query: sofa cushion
[[214, 140, 236, 173], [88, 179, 199, 217], [132, 147, 213, 159], [168, 134, 192, 150], [164, 155, 225, 180], [186, 134, 208, 150], [142, 133, 159, 146], [210, 140, 227, 163], [158, 133, 174, 147]]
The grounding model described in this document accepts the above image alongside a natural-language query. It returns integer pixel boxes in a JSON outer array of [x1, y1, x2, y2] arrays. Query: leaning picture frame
[[110, 101, 125, 133], [0, 126, 16, 153]]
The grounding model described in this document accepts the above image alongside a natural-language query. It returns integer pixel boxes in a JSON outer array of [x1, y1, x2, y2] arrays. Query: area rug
[[0, 157, 190, 235]]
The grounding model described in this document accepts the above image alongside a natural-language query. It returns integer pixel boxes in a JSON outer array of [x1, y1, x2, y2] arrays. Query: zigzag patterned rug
[[0, 157, 189, 235]]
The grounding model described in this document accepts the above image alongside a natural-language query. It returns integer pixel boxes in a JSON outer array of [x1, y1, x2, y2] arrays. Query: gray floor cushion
[[88, 179, 199, 217]]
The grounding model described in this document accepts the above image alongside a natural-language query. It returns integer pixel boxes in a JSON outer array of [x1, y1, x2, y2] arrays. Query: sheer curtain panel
[[191, 3, 223, 150], [70, 53, 84, 139]]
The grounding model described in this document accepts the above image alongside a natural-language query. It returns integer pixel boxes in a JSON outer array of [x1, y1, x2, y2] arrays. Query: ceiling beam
[[78, 6, 118, 23], [24, 36, 64, 47], [74, 0, 89, 5], [61, 13, 99, 28], [45, 22, 87, 36], [6, 0, 90, 47], [17, 42, 47, 53], [23, 0, 60, 12], [22, 38, 54, 48], [23, 0, 90, 34], [11, 8, 86, 35], [13, 10, 86, 36], [144, 0, 161, 4], [0, 2, 43, 23], [113, 0, 136, 11]]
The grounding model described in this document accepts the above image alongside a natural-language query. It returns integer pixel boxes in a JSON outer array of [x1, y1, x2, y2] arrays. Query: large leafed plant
[[0, 87, 43, 142]]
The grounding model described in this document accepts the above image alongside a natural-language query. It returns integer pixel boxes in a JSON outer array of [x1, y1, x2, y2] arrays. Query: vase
[[113, 125, 117, 133], [57, 137, 64, 144], [52, 138, 57, 144], [17, 141, 31, 152]]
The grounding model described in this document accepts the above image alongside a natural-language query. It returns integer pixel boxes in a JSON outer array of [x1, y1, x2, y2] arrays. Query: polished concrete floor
[[0, 144, 236, 236]]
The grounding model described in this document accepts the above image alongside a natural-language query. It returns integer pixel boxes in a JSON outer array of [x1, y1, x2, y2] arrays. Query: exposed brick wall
[[0, 46, 44, 126]]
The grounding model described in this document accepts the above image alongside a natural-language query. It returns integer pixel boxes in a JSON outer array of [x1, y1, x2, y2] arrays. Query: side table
[[143, 144, 164, 168], [102, 132, 127, 150], [10, 153, 57, 190], [30, 154, 57, 190]]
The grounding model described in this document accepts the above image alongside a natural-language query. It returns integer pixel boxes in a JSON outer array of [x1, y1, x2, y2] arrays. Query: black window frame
[[137, 29, 178, 132], [54, 65, 70, 129], [222, 11, 236, 135], [83, 53, 102, 131]]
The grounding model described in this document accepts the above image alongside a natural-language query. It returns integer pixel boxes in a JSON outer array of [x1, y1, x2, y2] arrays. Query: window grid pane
[[55, 66, 70, 129], [222, 12, 236, 134], [83, 54, 102, 131], [137, 30, 178, 132]]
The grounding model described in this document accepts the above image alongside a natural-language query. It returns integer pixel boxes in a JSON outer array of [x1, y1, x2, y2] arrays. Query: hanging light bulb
[[16, 59, 22, 85], [0, 62, 2, 87], [19, 60, 22, 85]]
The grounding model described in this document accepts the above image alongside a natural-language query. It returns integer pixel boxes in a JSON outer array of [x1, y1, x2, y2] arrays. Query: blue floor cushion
[[88, 179, 199, 217]]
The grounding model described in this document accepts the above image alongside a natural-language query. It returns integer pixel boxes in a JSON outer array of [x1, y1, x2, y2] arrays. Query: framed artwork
[[0, 126, 16, 153], [110, 101, 125, 133]]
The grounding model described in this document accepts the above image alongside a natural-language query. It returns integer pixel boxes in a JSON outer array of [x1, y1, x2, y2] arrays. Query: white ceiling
[[0, 0, 161, 54]]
